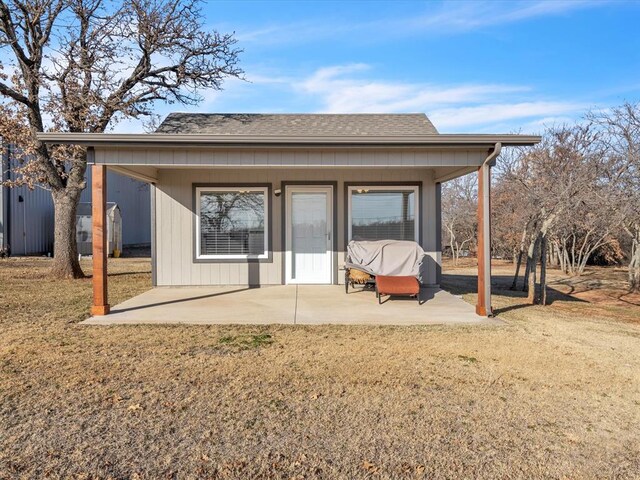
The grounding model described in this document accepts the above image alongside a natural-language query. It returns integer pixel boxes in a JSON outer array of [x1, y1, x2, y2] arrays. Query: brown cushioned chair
[[375, 275, 421, 304]]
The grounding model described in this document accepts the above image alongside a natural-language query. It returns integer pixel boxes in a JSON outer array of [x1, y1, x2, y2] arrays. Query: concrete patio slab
[[82, 285, 501, 326]]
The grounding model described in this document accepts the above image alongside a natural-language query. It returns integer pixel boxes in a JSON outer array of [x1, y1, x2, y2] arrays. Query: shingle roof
[[155, 113, 439, 136]]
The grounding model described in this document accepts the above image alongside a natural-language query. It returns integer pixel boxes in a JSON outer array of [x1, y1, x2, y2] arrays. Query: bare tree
[[491, 147, 536, 289], [0, 0, 242, 278], [589, 103, 640, 291], [499, 125, 605, 304], [442, 104, 640, 299], [441, 175, 477, 265], [552, 203, 621, 276]]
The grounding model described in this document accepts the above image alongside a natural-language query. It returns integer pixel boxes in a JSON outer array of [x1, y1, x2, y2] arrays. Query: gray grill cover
[[346, 240, 425, 277]]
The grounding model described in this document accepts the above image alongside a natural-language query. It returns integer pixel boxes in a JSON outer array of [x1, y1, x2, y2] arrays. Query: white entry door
[[286, 186, 333, 284]]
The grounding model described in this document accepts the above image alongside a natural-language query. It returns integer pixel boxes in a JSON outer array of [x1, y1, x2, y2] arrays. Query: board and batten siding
[[95, 147, 488, 168], [154, 167, 441, 287]]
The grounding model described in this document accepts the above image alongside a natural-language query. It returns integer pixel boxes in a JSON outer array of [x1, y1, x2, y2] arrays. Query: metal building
[[1, 145, 55, 255], [1, 144, 150, 255]]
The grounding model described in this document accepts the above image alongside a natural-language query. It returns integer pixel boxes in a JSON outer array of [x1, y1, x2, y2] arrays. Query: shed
[[76, 202, 122, 256]]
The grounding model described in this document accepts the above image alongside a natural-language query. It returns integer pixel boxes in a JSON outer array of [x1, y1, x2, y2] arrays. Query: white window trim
[[347, 185, 420, 242], [195, 186, 269, 260]]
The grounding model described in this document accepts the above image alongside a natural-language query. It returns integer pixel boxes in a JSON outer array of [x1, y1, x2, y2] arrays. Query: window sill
[[193, 254, 273, 264]]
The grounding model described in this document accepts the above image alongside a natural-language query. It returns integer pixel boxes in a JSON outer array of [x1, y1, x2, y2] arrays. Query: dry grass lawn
[[1, 255, 639, 479]]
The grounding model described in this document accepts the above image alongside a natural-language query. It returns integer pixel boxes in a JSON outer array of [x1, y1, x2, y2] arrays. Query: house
[[0, 143, 151, 255], [38, 113, 540, 317]]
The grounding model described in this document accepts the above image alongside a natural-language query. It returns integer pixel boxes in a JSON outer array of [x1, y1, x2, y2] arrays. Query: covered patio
[[38, 114, 540, 323], [82, 285, 499, 326]]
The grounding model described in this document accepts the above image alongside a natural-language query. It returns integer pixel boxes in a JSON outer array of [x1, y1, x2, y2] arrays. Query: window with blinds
[[349, 187, 418, 242], [197, 187, 268, 259]]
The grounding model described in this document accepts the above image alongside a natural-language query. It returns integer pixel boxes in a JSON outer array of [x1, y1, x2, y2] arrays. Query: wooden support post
[[476, 163, 492, 316], [91, 164, 110, 315]]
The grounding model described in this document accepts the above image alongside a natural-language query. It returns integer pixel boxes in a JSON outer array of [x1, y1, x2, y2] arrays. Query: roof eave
[[36, 132, 541, 148]]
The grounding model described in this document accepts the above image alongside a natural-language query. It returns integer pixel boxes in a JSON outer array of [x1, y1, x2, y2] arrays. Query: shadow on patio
[[83, 284, 501, 326]]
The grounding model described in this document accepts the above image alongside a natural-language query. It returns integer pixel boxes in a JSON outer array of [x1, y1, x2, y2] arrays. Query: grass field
[[1, 256, 639, 479]]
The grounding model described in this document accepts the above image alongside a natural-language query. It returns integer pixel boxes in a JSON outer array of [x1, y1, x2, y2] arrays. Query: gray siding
[[7, 184, 54, 255], [0, 151, 54, 255], [155, 167, 440, 287], [82, 169, 151, 245], [96, 147, 488, 168]]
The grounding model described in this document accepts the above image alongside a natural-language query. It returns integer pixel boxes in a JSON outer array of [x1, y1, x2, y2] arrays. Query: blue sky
[[119, 1, 640, 133]]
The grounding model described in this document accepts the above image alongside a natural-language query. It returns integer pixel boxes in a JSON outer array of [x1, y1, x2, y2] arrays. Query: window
[[196, 186, 268, 259], [348, 186, 419, 242]]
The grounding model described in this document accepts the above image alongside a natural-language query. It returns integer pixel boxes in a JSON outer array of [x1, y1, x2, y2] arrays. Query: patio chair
[[345, 239, 425, 303], [375, 275, 422, 304]]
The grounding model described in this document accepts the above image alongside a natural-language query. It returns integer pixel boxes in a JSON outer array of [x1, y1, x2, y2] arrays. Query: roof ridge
[[157, 112, 439, 135], [164, 112, 428, 116]]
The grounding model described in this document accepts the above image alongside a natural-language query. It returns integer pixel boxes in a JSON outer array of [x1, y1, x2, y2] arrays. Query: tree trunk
[[511, 228, 527, 290], [563, 248, 570, 275], [540, 235, 548, 305], [551, 240, 560, 267], [523, 233, 539, 293], [630, 231, 640, 292], [557, 239, 566, 273], [569, 233, 577, 275], [50, 188, 85, 279], [511, 249, 523, 290], [526, 235, 540, 304], [448, 230, 456, 265]]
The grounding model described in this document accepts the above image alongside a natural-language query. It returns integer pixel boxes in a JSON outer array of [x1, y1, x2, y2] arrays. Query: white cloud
[[234, 1, 606, 45], [403, 0, 604, 33], [296, 63, 531, 114], [430, 102, 585, 130], [290, 63, 586, 132]]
